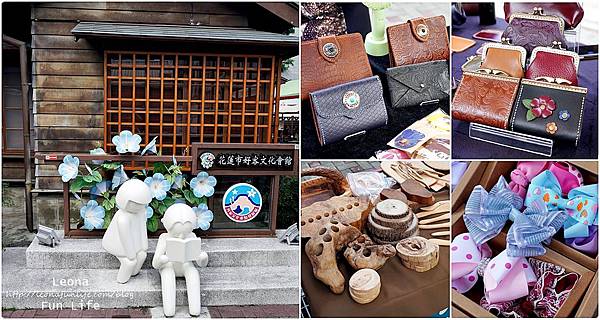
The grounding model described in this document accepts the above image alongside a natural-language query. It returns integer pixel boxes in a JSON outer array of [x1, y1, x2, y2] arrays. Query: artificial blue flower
[[111, 165, 129, 190], [90, 180, 112, 198], [190, 172, 217, 198], [140, 136, 158, 155], [145, 206, 154, 219], [171, 174, 185, 190], [112, 130, 142, 154], [89, 147, 106, 164], [80, 200, 105, 231], [558, 110, 571, 121], [144, 173, 172, 200], [393, 129, 426, 149], [193, 203, 214, 230], [58, 155, 80, 182]]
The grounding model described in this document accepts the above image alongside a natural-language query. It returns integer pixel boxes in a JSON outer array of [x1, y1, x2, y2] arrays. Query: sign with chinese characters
[[191, 143, 298, 175], [222, 183, 263, 223]]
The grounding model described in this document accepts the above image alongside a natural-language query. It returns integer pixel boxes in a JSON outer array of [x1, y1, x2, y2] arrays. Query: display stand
[[468, 122, 554, 157]]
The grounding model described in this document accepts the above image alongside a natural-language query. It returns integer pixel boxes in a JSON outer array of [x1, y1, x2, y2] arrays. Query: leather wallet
[[451, 71, 520, 129], [480, 43, 526, 78], [502, 11, 568, 54], [309, 76, 388, 146], [387, 15, 449, 67], [526, 47, 579, 86], [301, 33, 372, 100], [508, 79, 587, 145], [504, 3, 584, 29], [386, 60, 449, 108]]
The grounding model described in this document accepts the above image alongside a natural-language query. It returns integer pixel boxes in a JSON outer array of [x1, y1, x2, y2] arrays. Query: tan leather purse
[[300, 33, 372, 100], [387, 15, 450, 67], [479, 43, 526, 78]]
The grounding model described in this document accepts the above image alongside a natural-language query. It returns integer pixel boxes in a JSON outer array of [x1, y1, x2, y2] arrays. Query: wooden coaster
[[400, 179, 435, 205], [395, 236, 439, 272], [349, 268, 381, 304]]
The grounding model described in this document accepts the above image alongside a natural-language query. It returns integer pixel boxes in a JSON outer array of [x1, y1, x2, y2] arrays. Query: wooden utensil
[[416, 207, 449, 219], [418, 222, 450, 230], [431, 230, 450, 237], [428, 238, 450, 246], [421, 200, 450, 211], [419, 213, 450, 225]]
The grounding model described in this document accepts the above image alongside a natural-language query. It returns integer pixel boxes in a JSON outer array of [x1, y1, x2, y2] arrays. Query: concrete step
[[26, 233, 298, 269], [2, 249, 299, 309]]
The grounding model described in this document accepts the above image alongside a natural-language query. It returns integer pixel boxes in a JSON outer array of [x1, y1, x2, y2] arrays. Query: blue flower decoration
[[112, 130, 142, 154], [89, 148, 106, 164], [111, 165, 129, 190], [190, 172, 217, 198], [80, 200, 105, 231], [558, 110, 571, 121], [90, 180, 111, 198], [145, 206, 154, 219], [144, 173, 172, 200], [193, 203, 214, 230], [140, 136, 158, 156], [171, 174, 185, 190], [393, 129, 426, 149], [58, 155, 80, 182]]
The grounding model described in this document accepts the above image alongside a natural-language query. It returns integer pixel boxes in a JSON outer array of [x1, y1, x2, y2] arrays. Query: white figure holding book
[[102, 179, 152, 284], [152, 203, 208, 317]]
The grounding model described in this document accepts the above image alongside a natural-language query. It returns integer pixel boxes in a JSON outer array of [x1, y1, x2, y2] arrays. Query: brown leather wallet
[[301, 33, 372, 100], [387, 15, 449, 67], [451, 72, 520, 129], [480, 44, 526, 78]]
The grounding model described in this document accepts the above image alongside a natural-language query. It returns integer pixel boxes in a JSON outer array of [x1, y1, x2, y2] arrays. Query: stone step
[[26, 233, 298, 269], [2, 249, 299, 309]]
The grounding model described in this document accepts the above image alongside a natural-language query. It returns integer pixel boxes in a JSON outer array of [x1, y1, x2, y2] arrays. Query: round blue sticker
[[222, 183, 262, 223]]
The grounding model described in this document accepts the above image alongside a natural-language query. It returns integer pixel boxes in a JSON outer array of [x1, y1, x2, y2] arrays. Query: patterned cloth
[[301, 3, 347, 41], [480, 258, 579, 318]]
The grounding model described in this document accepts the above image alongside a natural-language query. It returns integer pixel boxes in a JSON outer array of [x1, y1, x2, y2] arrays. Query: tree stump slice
[[349, 268, 381, 304], [395, 236, 439, 272]]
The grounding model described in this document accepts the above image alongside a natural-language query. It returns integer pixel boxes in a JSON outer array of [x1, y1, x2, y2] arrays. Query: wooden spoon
[[418, 222, 450, 230], [431, 230, 450, 237], [421, 200, 450, 211], [419, 213, 450, 225], [428, 238, 450, 246]]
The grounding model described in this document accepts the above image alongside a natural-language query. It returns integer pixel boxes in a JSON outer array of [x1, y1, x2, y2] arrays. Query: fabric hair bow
[[525, 170, 598, 254], [508, 161, 550, 200]]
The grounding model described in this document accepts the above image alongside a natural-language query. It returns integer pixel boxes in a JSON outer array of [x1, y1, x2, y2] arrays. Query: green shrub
[[276, 175, 298, 229]]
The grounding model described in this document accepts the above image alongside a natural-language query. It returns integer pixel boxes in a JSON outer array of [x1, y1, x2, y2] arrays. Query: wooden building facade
[[2, 2, 298, 230]]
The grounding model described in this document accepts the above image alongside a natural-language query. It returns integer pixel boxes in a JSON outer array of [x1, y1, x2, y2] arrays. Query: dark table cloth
[[451, 16, 598, 159]]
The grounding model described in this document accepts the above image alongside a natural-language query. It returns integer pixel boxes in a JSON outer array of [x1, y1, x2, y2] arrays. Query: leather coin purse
[[451, 71, 520, 129], [309, 76, 388, 146], [479, 43, 526, 78], [387, 15, 449, 67], [508, 79, 587, 145], [301, 33, 372, 100], [386, 60, 449, 108], [526, 46, 579, 86], [502, 9, 568, 54], [504, 2, 584, 29]]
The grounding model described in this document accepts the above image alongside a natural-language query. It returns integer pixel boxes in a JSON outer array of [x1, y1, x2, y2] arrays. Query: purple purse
[[502, 9, 568, 54]]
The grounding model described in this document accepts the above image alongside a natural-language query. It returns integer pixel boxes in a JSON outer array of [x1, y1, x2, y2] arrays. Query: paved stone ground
[[301, 161, 380, 181], [2, 305, 298, 318], [2, 184, 34, 247]]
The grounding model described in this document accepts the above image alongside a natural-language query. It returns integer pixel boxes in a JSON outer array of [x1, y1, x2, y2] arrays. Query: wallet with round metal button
[[309, 76, 388, 146], [386, 60, 450, 108], [387, 15, 450, 67]]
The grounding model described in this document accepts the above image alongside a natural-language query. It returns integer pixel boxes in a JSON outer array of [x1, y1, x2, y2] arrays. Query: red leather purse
[[504, 3, 584, 29], [525, 47, 579, 86]]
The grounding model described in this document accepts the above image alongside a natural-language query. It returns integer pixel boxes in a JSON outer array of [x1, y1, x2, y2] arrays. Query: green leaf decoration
[[522, 99, 532, 109], [199, 197, 207, 206], [101, 162, 121, 170], [183, 189, 201, 205], [163, 197, 175, 208], [70, 176, 94, 193], [153, 162, 169, 175], [147, 215, 158, 232], [91, 171, 102, 183], [526, 110, 536, 121]]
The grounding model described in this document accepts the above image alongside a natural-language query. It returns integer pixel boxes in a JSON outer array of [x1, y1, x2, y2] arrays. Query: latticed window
[[104, 52, 282, 156]]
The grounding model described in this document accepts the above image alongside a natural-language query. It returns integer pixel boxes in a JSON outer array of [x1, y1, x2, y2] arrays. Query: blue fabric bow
[[464, 176, 523, 245]]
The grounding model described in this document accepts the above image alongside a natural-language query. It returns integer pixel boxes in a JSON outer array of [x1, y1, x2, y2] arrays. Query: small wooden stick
[[431, 230, 450, 237], [419, 213, 450, 225], [428, 238, 450, 246], [416, 208, 449, 219], [421, 200, 450, 211], [418, 222, 450, 230]]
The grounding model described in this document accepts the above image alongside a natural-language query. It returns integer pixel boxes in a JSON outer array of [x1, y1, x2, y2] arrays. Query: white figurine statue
[[153, 203, 208, 317], [102, 179, 152, 284]]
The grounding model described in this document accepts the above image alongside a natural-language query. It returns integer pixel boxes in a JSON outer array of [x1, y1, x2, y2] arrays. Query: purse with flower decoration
[[526, 46, 580, 86], [502, 8, 568, 54], [309, 76, 388, 146], [508, 79, 587, 145]]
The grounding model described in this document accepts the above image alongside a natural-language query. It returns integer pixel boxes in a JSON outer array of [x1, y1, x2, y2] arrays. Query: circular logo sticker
[[222, 183, 262, 223]]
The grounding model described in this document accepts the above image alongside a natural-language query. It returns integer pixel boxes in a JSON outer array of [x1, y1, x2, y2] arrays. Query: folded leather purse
[[479, 43, 526, 78], [526, 46, 580, 86], [451, 71, 520, 129], [508, 79, 587, 145], [301, 33, 372, 100], [502, 9, 568, 54], [504, 3, 584, 29], [386, 60, 449, 108], [387, 15, 449, 67], [309, 76, 388, 146]]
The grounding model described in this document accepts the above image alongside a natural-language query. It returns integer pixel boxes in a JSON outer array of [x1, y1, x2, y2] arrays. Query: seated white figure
[[102, 179, 152, 284], [152, 203, 208, 317]]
